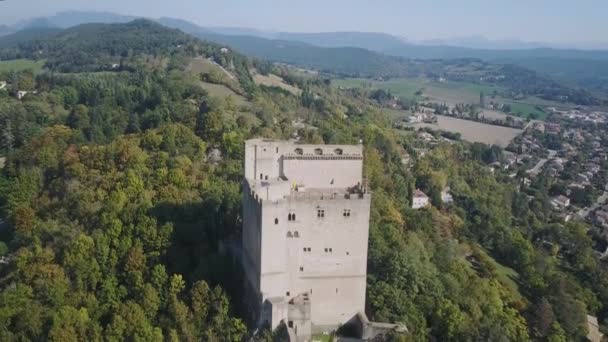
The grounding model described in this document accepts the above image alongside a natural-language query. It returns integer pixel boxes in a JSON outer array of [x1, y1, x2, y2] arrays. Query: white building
[[441, 187, 454, 204], [17, 91, 28, 100], [0, 81, 7, 90], [242, 139, 371, 340], [551, 195, 570, 209], [412, 189, 429, 209]]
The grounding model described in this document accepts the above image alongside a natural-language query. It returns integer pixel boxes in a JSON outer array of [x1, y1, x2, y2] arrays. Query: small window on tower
[[317, 209, 325, 218], [307, 247, 311, 252], [275, 218, 279, 225], [260, 173, 263, 180], [286, 292, 290, 297], [276, 147, 279, 153], [293, 213, 296, 221], [300, 267, 304, 272], [324, 248, 328, 252], [294, 231, 300, 238], [329, 248, 333, 253], [265, 175, 269, 180]]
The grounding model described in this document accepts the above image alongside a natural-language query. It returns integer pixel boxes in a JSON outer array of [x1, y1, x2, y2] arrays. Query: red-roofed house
[[412, 189, 430, 209]]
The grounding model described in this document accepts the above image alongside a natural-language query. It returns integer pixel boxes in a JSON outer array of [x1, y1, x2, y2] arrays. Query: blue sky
[[0, 0, 606, 45]]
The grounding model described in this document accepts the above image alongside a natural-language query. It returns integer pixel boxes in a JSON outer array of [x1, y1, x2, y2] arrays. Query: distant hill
[[193, 32, 411, 77], [275, 31, 407, 52], [0, 27, 62, 49], [13, 11, 136, 30], [0, 25, 13, 37], [418, 36, 549, 50], [0, 19, 255, 92], [0, 20, 198, 72]]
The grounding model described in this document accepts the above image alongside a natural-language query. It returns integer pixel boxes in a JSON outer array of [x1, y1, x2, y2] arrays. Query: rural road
[[526, 150, 557, 177]]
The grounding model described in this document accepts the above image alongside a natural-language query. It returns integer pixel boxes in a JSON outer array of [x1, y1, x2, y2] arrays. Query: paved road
[[526, 150, 557, 177]]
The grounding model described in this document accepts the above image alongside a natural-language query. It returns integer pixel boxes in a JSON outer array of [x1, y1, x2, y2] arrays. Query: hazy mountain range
[[2, 11, 608, 93], [2, 11, 605, 52]]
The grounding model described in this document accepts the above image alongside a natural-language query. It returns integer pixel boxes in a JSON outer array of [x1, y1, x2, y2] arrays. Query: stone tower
[[242, 139, 371, 340]]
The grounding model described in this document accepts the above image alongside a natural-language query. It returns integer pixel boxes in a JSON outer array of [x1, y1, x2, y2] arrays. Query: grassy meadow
[[0, 59, 45, 73]]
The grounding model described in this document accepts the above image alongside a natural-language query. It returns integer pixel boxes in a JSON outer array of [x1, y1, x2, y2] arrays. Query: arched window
[[334, 148, 343, 155], [314, 148, 323, 155], [275, 218, 279, 225], [287, 231, 293, 238], [288, 213, 293, 221], [294, 148, 303, 155], [294, 231, 300, 238], [293, 213, 296, 221]]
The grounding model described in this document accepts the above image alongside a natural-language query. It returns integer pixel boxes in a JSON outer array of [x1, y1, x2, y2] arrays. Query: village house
[[532, 122, 545, 133], [587, 315, 604, 342], [545, 123, 561, 134], [400, 153, 412, 167], [503, 154, 518, 170], [406, 113, 424, 124], [417, 131, 435, 143], [418, 106, 436, 115], [551, 195, 571, 210], [17, 91, 28, 100], [412, 189, 430, 209], [206, 148, 223, 165], [577, 173, 590, 184], [441, 187, 454, 204]]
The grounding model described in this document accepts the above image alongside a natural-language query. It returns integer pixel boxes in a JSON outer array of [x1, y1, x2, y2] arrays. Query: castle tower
[[242, 139, 371, 339]]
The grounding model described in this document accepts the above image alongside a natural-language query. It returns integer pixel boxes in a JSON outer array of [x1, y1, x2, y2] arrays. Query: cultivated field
[[0, 59, 45, 73], [334, 77, 548, 120], [411, 116, 522, 147], [198, 81, 248, 107], [187, 57, 236, 80], [252, 71, 302, 95]]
